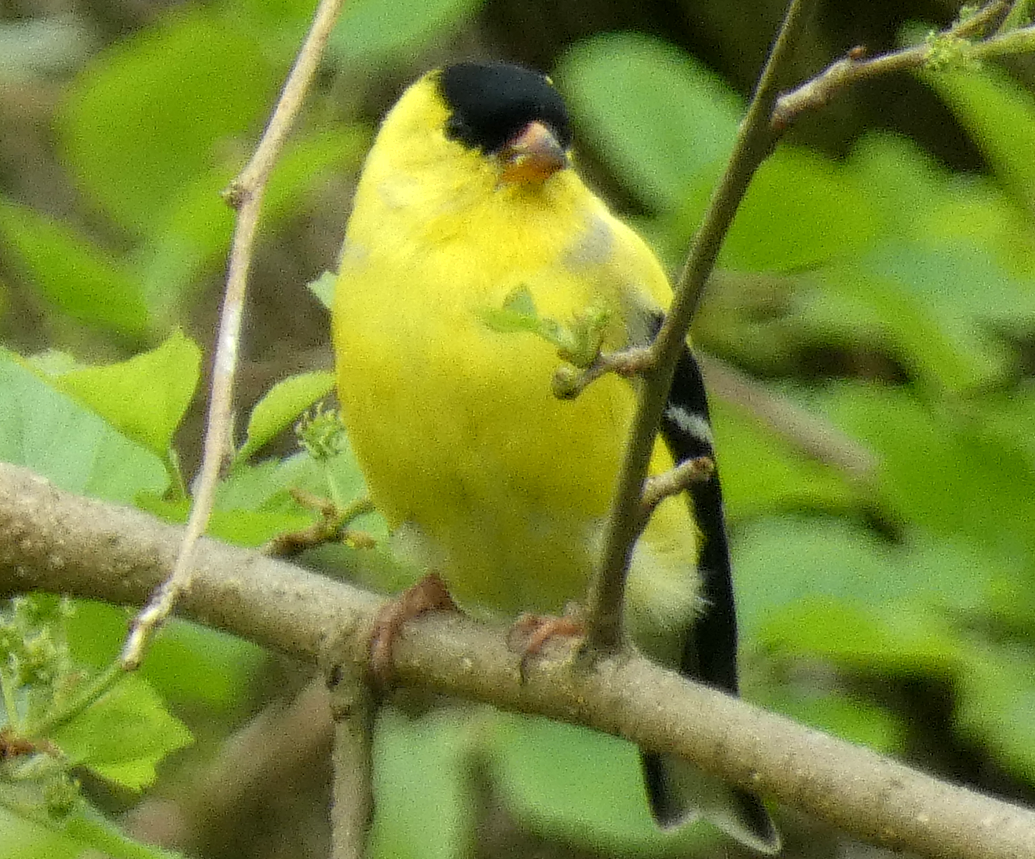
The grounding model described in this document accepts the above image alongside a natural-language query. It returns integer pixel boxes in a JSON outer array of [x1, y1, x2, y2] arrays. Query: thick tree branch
[[2, 463, 1034, 859]]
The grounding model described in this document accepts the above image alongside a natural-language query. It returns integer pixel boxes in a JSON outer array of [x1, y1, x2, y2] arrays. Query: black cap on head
[[438, 61, 573, 156]]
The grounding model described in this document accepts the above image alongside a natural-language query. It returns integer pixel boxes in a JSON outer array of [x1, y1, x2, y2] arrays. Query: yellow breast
[[333, 102, 699, 624]]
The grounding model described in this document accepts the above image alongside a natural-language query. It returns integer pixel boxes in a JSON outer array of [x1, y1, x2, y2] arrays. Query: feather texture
[[333, 63, 778, 854]]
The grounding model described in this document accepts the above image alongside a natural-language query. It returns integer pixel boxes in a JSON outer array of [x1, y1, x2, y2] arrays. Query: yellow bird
[[333, 61, 779, 854]]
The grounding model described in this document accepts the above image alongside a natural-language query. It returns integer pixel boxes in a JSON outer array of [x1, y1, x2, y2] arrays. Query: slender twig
[[697, 353, 879, 481], [263, 493, 375, 557], [580, 0, 1035, 652], [324, 656, 375, 859], [957, 0, 1013, 38], [582, 0, 819, 652], [640, 457, 715, 519], [997, 0, 1035, 33], [120, 0, 348, 670], [774, 0, 1024, 129], [552, 345, 653, 399]]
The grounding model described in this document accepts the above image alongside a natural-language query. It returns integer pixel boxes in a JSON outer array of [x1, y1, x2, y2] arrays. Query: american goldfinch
[[333, 61, 779, 854]]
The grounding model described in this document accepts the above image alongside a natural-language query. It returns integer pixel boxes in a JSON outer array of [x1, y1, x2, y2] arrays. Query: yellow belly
[[333, 184, 700, 627], [336, 280, 617, 612]]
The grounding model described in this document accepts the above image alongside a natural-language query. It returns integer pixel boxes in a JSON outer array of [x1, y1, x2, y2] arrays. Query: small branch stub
[[552, 345, 655, 400], [221, 181, 250, 210], [640, 456, 715, 521]]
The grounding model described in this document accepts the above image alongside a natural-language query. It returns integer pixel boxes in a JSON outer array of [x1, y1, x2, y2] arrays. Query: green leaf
[[867, 242, 1027, 384], [50, 674, 192, 791], [330, 0, 483, 66], [46, 330, 201, 461], [220, 0, 315, 58], [142, 442, 384, 550], [58, 9, 278, 235], [478, 286, 541, 334], [926, 175, 1035, 279], [718, 147, 880, 271], [709, 394, 857, 521], [307, 271, 337, 310], [0, 808, 81, 859], [133, 127, 369, 322], [557, 33, 741, 212], [812, 384, 1035, 561], [127, 163, 237, 320], [368, 708, 474, 859], [237, 371, 336, 464], [980, 385, 1035, 471], [801, 135, 1035, 389], [214, 457, 298, 512], [0, 801, 185, 859], [849, 132, 1035, 277], [955, 641, 1035, 779], [760, 596, 960, 672], [264, 125, 370, 226], [848, 132, 948, 234], [735, 514, 996, 671], [0, 200, 150, 338], [66, 601, 264, 711], [478, 293, 538, 332], [758, 686, 905, 753], [140, 441, 383, 550], [0, 348, 167, 502], [736, 517, 906, 629], [810, 244, 1019, 395], [922, 63, 1035, 213], [135, 490, 315, 548], [478, 287, 612, 369], [208, 508, 317, 546], [492, 714, 716, 856], [57, 808, 187, 859]]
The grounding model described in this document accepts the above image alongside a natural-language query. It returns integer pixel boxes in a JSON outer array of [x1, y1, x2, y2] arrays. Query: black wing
[[658, 340, 739, 694], [639, 317, 779, 852]]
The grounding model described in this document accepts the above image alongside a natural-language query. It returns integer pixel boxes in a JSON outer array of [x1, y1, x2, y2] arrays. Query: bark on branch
[[1, 463, 1033, 859]]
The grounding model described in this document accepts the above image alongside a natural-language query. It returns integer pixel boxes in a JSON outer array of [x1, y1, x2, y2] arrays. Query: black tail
[[640, 322, 780, 854]]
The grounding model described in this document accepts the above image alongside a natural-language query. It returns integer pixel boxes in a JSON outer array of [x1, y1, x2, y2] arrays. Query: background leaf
[[46, 329, 200, 461], [0, 201, 150, 338], [58, 8, 279, 236], [51, 675, 193, 791], [237, 370, 336, 464], [557, 32, 740, 212], [0, 349, 167, 502]]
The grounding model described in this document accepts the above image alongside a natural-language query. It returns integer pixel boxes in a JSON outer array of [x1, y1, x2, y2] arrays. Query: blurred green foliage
[[2, 1, 1035, 857], [0, 597, 191, 859]]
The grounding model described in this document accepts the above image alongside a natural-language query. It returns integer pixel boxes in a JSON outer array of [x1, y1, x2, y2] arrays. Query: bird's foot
[[369, 572, 459, 688], [508, 604, 584, 681]]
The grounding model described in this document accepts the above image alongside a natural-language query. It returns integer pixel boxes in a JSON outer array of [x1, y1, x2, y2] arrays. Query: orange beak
[[497, 120, 568, 185]]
